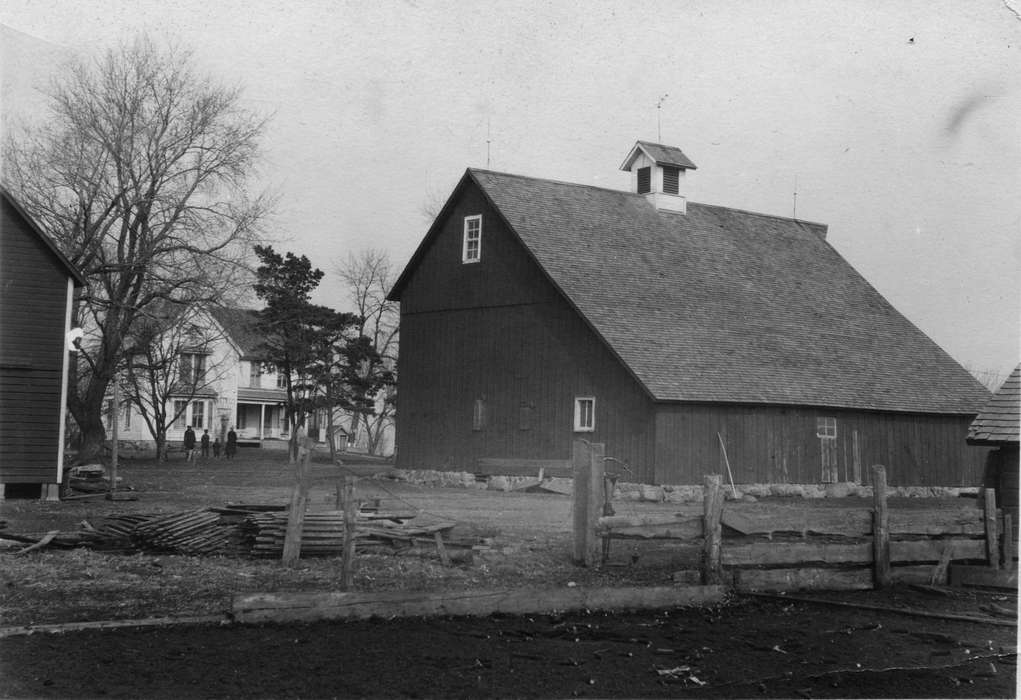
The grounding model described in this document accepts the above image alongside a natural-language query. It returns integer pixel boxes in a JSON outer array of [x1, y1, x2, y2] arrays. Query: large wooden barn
[[388, 142, 991, 487], [0, 186, 86, 499]]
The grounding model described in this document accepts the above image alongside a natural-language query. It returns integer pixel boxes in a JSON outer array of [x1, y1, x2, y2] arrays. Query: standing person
[[212, 436, 221, 458], [200, 429, 210, 459], [183, 425, 197, 463], [226, 426, 237, 459]]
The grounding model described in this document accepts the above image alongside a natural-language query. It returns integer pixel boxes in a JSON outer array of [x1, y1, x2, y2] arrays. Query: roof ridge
[[688, 201, 828, 230]]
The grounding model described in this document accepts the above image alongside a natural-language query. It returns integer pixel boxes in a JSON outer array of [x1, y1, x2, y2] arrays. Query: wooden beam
[[233, 585, 727, 625], [949, 563, 1019, 590], [722, 538, 984, 568], [597, 514, 703, 540], [722, 503, 873, 537], [872, 465, 890, 588], [702, 475, 723, 585], [732, 567, 872, 593], [341, 477, 356, 589], [984, 488, 1000, 570]]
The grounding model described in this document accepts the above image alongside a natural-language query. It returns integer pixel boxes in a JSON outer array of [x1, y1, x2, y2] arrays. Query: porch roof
[[237, 387, 286, 404]]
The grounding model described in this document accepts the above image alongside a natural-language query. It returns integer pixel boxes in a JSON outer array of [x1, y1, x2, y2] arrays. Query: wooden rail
[[573, 448, 1007, 593]]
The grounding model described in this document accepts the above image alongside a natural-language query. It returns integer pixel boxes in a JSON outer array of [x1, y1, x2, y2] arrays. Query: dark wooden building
[[967, 365, 1020, 527], [0, 186, 86, 499], [388, 142, 991, 486]]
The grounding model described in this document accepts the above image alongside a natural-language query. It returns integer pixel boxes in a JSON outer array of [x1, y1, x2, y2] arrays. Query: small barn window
[[519, 402, 533, 431], [472, 398, 486, 431], [663, 166, 680, 195], [574, 397, 595, 432], [816, 416, 837, 439], [636, 167, 651, 195], [463, 215, 482, 263]]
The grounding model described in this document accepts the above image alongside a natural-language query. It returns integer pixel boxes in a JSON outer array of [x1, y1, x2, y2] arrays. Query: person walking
[[200, 429, 210, 459], [183, 425, 197, 463], [226, 426, 237, 459]]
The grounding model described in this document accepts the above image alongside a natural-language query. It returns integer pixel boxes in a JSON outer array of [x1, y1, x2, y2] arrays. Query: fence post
[[702, 474, 723, 585], [872, 465, 890, 588], [282, 437, 314, 565], [984, 488, 1000, 570], [341, 476, 357, 589], [572, 440, 605, 567]]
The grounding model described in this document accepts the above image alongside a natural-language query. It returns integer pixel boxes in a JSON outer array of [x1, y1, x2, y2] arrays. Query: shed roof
[[392, 168, 989, 415], [967, 366, 1020, 445], [1, 186, 87, 287]]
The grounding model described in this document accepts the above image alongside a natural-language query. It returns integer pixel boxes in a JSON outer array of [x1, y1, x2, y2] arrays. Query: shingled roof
[[621, 141, 698, 171], [207, 307, 263, 359], [967, 366, 1020, 445], [394, 168, 990, 414]]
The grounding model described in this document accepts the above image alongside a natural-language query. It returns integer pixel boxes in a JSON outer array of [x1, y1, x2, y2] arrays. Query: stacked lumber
[[98, 508, 237, 555], [241, 510, 461, 558]]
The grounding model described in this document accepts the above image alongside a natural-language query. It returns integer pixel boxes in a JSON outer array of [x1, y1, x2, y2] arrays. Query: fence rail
[[572, 440, 1011, 592]]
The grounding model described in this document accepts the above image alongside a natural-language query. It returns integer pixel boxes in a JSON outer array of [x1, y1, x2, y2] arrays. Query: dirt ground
[[1, 594, 1016, 698], [1, 450, 1017, 698]]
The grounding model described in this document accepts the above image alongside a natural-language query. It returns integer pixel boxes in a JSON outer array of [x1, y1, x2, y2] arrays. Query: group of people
[[182, 425, 237, 462]]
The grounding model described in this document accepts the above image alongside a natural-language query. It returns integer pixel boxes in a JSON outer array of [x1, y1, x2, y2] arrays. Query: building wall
[[0, 200, 71, 484], [653, 403, 990, 487], [396, 181, 657, 478]]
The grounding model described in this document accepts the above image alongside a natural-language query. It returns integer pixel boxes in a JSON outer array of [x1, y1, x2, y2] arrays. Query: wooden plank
[[890, 538, 984, 563], [724, 540, 872, 567], [477, 458, 572, 478], [571, 441, 590, 565], [731, 567, 873, 593], [888, 508, 985, 536], [341, 478, 356, 589], [233, 585, 728, 625], [597, 514, 703, 540], [702, 475, 723, 585], [984, 489, 1000, 570], [873, 465, 890, 588], [721, 503, 873, 537], [949, 564, 1019, 590]]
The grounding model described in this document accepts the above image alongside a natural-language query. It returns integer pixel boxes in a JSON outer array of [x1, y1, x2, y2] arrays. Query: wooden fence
[[572, 441, 1014, 592]]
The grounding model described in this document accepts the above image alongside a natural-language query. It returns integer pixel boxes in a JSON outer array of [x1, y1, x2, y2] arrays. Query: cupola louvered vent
[[620, 141, 697, 214], [637, 167, 651, 195]]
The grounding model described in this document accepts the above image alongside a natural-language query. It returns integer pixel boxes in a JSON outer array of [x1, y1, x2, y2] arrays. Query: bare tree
[[2, 36, 270, 461], [335, 249, 399, 456], [122, 303, 231, 460]]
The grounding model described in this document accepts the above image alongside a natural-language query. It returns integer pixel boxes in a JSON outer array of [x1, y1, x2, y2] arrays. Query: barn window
[[574, 397, 595, 432], [816, 416, 837, 439], [636, 167, 651, 194], [519, 402, 533, 431], [663, 166, 680, 195], [462, 215, 482, 263], [472, 398, 486, 431]]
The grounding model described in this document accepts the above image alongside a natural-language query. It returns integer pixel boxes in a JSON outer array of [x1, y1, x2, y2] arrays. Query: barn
[[967, 365, 1020, 529], [0, 186, 87, 499], [388, 142, 991, 487]]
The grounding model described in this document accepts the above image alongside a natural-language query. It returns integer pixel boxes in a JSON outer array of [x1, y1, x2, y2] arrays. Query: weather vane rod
[[656, 94, 668, 142]]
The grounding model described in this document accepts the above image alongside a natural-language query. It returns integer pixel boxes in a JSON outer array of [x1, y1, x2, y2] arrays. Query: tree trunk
[[326, 408, 337, 463], [70, 383, 110, 464], [155, 431, 168, 462]]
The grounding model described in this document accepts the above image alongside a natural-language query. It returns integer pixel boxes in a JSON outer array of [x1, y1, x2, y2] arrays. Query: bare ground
[[0, 449, 1016, 698]]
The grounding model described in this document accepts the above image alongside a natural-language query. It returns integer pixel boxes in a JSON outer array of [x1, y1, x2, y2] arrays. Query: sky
[[2, 0, 1019, 384]]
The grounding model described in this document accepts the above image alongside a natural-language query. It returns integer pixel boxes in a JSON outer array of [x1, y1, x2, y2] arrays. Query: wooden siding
[[0, 199, 70, 483], [395, 181, 656, 478], [653, 403, 990, 487]]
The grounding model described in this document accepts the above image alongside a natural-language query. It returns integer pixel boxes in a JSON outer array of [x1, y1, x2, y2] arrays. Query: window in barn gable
[[472, 398, 487, 431], [574, 397, 595, 432], [463, 215, 482, 263]]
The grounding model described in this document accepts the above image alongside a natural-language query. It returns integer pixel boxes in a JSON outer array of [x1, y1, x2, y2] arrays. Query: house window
[[816, 416, 837, 439], [462, 215, 482, 263], [191, 401, 206, 430], [179, 353, 206, 385], [121, 401, 131, 430], [637, 167, 651, 194], [574, 397, 595, 432], [172, 399, 189, 430], [663, 166, 680, 195], [472, 398, 486, 431], [249, 362, 262, 388]]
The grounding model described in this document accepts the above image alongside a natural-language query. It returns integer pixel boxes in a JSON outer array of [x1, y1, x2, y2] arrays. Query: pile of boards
[[4, 503, 469, 561]]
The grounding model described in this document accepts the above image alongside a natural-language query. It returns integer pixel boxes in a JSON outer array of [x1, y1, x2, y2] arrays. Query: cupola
[[620, 141, 697, 214]]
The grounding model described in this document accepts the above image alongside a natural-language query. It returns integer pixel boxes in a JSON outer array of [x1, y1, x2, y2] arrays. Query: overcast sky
[[2, 0, 1019, 383]]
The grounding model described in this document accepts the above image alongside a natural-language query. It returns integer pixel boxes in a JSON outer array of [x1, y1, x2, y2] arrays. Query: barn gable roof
[[1, 186, 87, 287], [391, 168, 989, 414], [967, 366, 1020, 445]]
